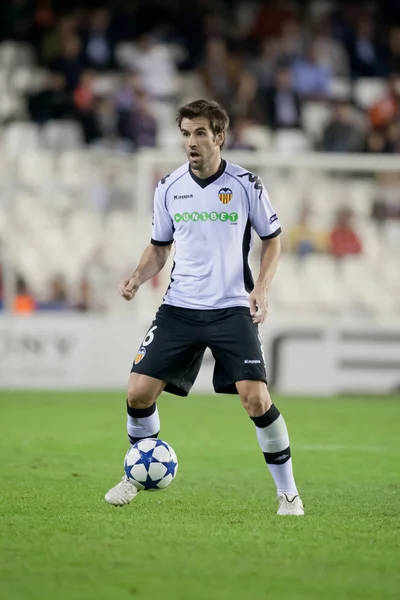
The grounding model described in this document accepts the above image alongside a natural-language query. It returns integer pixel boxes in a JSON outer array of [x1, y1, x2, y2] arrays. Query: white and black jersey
[[151, 159, 281, 310]]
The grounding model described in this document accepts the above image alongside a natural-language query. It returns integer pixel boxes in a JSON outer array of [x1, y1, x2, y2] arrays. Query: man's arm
[[249, 236, 281, 324], [119, 243, 172, 301]]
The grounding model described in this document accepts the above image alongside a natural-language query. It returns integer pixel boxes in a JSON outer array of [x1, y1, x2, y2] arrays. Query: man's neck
[[191, 155, 222, 179]]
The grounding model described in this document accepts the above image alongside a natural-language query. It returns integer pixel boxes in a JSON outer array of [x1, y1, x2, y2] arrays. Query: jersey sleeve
[[151, 185, 174, 246], [248, 176, 282, 240]]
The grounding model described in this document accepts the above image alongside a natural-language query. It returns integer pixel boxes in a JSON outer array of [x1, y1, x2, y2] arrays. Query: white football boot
[[105, 475, 140, 506], [277, 493, 304, 516]]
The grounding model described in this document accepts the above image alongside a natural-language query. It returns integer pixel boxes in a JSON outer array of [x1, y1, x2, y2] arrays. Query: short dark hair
[[176, 99, 230, 149]]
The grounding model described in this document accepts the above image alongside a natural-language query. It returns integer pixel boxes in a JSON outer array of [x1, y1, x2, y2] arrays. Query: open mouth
[[189, 151, 200, 159]]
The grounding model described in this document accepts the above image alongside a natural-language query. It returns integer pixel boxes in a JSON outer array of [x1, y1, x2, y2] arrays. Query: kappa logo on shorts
[[135, 346, 146, 364], [244, 359, 261, 364]]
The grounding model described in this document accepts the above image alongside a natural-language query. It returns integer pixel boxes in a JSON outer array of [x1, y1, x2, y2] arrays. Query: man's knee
[[127, 374, 164, 409], [237, 380, 272, 417]]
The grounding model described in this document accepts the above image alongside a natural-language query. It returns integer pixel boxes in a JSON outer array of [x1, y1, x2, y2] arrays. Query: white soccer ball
[[124, 438, 178, 491]]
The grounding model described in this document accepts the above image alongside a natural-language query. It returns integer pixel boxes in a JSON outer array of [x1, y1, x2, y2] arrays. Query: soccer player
[[105, 99, 304, 516]]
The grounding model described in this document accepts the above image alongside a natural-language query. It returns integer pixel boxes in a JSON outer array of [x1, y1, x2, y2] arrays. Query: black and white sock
[[251, 404, 298, 496], [126, 401, 160, 445]]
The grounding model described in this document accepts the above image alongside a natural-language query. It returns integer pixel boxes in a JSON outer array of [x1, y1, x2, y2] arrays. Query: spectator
[[37, 275, 70, 311], [227, 117, 256, 151], [330, 209, 363, 258], [386, 120, 400, 153], [114, 71, 142, 114], [123, 33, 179, 101], [289, 205, 329, 257], [291, 40, 332, 99], [249, 37, 283, 91], [369, 74, 400, 129], [13, 275, 36, 314], [264, 63, 302, 129], [40, 14, 77, 65], [371, 173, 400, 223], [128, 92, 158, 149], [313, 18, 350, 77], [199, 37, 236, 108], [388, 26, 400, 73], [348, 17, 388, 78], [90, 96, 126, 147], [27, 71, 74, 123], [279, 18, 304, 62], [251, 0, 298, 40], [74, 277, 92, 311], [321, 100, 365, 152], [230, 71, 266, 124], [365, 129, 389, 153], [51, 34, 86, 91], [84, 8, 114, 70]]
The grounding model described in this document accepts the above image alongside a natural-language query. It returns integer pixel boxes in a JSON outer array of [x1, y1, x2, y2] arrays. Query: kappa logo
[[134, 346, 146, 365], [174, 194, 193, 199], [218, 187, 233, 205], [244, 359, 261, 364]]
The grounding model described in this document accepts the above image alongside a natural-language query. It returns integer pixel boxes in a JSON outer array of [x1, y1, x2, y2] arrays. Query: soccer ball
[[124, 438, 178, 491]]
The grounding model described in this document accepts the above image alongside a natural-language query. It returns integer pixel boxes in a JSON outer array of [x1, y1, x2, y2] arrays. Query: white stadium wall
[[1, 314, 399, 395]]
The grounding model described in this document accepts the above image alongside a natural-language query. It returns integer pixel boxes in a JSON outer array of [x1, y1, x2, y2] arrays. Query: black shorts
[[130, 304, 267, 396]]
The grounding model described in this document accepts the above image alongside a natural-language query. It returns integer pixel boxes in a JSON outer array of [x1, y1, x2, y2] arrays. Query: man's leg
[[236, 380, 304, 516], [105, 305, 205, 506], [126, 373, 166, 445], [105, 374, 166, 506]]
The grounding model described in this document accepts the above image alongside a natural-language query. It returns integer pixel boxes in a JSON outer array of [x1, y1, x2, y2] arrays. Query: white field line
[[296, 445, 398, 452], [183, 442, 398, 452]]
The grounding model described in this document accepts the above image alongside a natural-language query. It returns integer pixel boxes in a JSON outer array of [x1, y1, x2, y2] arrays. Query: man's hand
[[249, 283, 268, 324], [118, 274, 141, 301]]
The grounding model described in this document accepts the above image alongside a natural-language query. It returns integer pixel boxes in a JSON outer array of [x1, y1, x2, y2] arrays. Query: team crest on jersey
[[218, 187, 233, 205], [134, 347, 146, 365]]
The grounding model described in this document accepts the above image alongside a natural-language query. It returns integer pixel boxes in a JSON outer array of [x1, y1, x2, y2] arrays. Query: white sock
[[251, 404, 298, 496], [126, 401, 160, 445]]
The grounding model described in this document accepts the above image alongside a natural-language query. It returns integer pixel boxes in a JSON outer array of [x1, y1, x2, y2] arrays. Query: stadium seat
[[0, 41, 35, 70], [2, 122, 41, 157], [328, 76, 352, 100], [65, 211, 104, 262], [56, 150, 92, 190], [177, 72, 207, 103], [272, 129, 311, 154], [42, 120, 84, 151], [301, 102, 332, 143], [353, 78, 388, 109], [11, 66, 49, 94], [17, 149, 54, 189], [346, 179, 376, 217], [114, 42, 135, 69], [92, 72, 122, 96], [239, 124, 271, 151], [0, 92, 26, 122]]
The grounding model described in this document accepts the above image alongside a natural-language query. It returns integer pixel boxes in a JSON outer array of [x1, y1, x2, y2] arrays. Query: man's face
[[180, 117, 223, 170]]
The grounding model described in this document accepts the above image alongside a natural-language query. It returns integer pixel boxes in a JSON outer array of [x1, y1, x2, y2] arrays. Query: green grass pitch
[[0, 391, 399, 600]]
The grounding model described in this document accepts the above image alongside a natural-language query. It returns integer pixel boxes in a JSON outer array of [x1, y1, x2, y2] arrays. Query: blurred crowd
[[1, 0, 400, 315], [1, 0, 400, 153]]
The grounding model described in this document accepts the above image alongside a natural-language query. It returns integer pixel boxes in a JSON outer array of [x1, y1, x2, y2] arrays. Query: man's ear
[[216, 131, 225, 147]]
